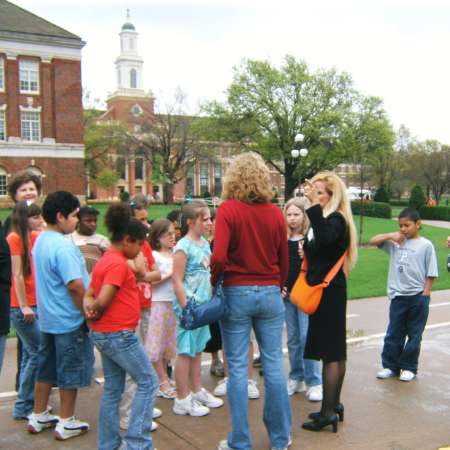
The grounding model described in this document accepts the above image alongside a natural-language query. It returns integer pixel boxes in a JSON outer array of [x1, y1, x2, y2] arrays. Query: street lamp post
[[291, 133, 308, 196]]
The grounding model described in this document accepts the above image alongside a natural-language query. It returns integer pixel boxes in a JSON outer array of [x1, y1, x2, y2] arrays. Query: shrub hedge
[[351, 201, 392, 219], [389, 199, 409, 207], [419, 206, 450, 221]]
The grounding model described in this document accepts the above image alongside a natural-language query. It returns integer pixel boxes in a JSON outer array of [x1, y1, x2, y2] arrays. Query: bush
[[389, 199, 409, 207], [351, 200, 392, 219], [119, 191, 130, 202], [419, 206, 450, 221], [409, 185, 426, 210], [374, 186, 390, 203]]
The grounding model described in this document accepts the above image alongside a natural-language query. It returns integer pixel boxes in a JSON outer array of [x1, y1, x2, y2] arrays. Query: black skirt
[[304, 282, 347, 362], [204, 321, 222, 353]]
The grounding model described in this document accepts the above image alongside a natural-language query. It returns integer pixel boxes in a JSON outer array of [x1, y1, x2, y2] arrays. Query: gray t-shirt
[[380, 237, 439, 299]]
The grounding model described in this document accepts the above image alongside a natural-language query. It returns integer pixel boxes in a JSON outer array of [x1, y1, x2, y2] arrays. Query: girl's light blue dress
[[173, 236, 212, 357]]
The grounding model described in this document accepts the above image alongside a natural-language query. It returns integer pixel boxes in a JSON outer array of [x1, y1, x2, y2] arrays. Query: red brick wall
[[5, 59, 20, 137], [53, 59, 83, 144], [0, 157, 85, 195], [41, 62, 54, 139]]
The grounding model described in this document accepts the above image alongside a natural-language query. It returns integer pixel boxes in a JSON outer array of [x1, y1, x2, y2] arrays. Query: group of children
[[0, 169, 441, 450]]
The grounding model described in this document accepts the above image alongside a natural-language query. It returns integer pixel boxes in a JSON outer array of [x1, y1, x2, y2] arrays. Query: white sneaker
[[120, 418, 159, 431], [248, 379, 260, 399], [399, 370, 415, 382], [377, 368, 396, 379], [153, 407, 162, 419], [213, 378, 228, 396], [306, 384, 323, 402], [173, 394, 210, 416], [270, 434, 292, 450], [287, 379, 306, 396], [27, 411, 59, 434], [192, 388, 224, 408], [151, 421, 158, 431], [218, 440, 232, 450], [54, 417, 89, 440]]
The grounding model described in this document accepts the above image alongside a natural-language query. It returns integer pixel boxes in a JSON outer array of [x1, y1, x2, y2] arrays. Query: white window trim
[[19, 60, 40, 95], [20, 109, 41, 143], [0, 58, 5, 93]]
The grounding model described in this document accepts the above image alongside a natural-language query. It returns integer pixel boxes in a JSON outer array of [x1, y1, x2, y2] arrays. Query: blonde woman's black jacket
[[0, 224, 11, 336]]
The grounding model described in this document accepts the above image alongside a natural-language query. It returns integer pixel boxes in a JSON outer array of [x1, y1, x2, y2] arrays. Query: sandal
[[157, 381, 177, 399]]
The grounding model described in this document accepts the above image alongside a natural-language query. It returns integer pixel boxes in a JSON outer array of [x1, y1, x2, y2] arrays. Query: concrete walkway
[[1, 291, 450, 449], [421, 220, 450, 229]]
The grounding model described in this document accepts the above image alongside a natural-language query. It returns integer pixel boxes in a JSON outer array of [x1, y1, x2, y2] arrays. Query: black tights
[[320, 360, 346, 417]]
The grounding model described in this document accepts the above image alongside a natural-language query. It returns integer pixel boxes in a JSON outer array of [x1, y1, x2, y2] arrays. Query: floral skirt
[[145, 302, 176, 362]]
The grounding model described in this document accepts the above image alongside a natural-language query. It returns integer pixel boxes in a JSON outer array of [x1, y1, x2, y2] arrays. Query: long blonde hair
[[311, 171, 358, 272], [283, 197, 310, 237], [222, 152, 273, 203]]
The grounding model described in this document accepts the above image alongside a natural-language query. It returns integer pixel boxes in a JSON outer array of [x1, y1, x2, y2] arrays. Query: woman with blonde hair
[[300, 171, 357, 433], [211, 152, 291, 450]]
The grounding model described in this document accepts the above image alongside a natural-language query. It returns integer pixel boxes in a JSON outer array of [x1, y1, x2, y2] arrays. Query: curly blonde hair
[[311, 171, 358, 272], [222, 152, 273, 203]]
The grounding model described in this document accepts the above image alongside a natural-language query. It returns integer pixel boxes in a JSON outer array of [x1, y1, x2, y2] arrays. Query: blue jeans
[[381, 293, 430, 374], [91, 330, 158, 450], [221, 286, 292, 450], [9, 307, 40, 418], [0, 334, 6, 375], [284, 298, 321, 386]]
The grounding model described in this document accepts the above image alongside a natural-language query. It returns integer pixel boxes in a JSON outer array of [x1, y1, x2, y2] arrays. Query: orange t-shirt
[[89, 249, 141, 332], [7, 231, 38, 308]]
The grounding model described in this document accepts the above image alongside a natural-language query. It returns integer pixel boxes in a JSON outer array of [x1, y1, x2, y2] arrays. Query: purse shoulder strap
[[323, 252, 347, 286]]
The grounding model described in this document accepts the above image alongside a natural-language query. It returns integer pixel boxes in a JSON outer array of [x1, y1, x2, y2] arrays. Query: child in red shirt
[[84, 203, 159, 450]]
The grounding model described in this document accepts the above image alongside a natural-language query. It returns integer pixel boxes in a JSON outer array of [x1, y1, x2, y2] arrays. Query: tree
[[409, 185, 426, 210], [374, 186, 390, 203], [96, 168, 119, 199], [203, 55, 358, 200], [129, 90, 214, 203]]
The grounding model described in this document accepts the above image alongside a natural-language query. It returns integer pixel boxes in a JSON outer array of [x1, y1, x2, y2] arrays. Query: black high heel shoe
[[308, 403, 344, 422], [302, 414, 338, 433]]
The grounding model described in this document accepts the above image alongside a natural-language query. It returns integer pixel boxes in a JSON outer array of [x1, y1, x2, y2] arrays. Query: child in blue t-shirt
[[28, 192, 94, 441], [370, 207, 438, 382]]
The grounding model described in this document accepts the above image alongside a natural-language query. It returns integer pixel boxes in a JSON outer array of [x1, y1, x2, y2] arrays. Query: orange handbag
[[290, 253, 346, 315]]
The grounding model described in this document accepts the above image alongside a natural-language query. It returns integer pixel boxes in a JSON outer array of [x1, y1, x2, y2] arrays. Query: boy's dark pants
[[381, 293, 430, 374]]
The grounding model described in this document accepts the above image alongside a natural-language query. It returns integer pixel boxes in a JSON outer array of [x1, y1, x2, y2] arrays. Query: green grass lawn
[[1, 204, 448, 300]]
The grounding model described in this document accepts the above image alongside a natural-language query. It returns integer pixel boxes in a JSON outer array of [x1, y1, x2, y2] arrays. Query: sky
[[13, 0, 450, 144]]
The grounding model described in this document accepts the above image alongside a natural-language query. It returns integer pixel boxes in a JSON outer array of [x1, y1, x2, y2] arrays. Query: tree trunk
[[163, 182, 174, 204], [284, 161, 298, 202]]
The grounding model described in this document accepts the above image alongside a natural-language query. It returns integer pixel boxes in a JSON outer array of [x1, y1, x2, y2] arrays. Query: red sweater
[[211, 199, 288, 287]]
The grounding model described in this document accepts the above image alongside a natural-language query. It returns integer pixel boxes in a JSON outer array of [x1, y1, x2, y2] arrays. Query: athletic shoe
[[54, 417, 89, 440], [218, 440, 232, 450], [287, 379, 306, 396], [153, 407, 162, 419], [399, 370, 415, 382], [27, 410, 59, 433], [270, 434, 293, 450], [120, 418, 158, 431], [210, 359, 225, 377], [192, 388, 224, 408], [173, 394, 210, 416], [376, 368, 396, 379], [213, 377, 228, 396], [306, 385, 323, 402], [247, 379, 260, 399], [16, 405, 53, 421]]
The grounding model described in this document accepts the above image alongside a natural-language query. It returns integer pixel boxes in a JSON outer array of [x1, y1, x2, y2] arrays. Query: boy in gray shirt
[[370, 208, 438, 382]]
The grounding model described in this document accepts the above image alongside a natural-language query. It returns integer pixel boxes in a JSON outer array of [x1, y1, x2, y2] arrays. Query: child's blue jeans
[[381, 293, 430, 374]]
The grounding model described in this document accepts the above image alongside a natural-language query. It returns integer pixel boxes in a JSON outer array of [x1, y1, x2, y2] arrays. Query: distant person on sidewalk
[[370, 207, 438, 382]]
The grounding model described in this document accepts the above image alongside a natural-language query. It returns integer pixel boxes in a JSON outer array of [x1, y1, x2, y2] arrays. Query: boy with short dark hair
[[370, 207, 438, 382], [28, 191, 94, 440]]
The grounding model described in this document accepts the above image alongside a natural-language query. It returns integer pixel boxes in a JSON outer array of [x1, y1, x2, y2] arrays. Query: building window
[[200, 162, 209, 194], [130, 69, 137, 89], [21, 111, 41, 142], [0, 111, 6, 141], [0, 167, 7, 196], [0, 59, 4, 91], [19, 60, 39, 93], [214, 162, 222, 195], [135, 158, 144, 180], [186, 165, 194, 195], [116, 157, 126, 180]]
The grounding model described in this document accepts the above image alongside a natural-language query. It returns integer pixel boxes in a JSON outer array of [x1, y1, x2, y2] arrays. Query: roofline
[[0, 30, 85, 49]]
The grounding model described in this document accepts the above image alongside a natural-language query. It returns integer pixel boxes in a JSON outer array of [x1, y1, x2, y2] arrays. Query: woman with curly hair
[[211, 152, 291, 450]]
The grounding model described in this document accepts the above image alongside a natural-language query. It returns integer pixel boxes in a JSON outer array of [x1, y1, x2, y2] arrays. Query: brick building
[[0, 0, 85, 205]]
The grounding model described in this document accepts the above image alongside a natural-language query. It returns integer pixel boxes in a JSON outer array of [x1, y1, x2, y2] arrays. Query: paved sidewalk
[[1, 291, 450, 449]]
